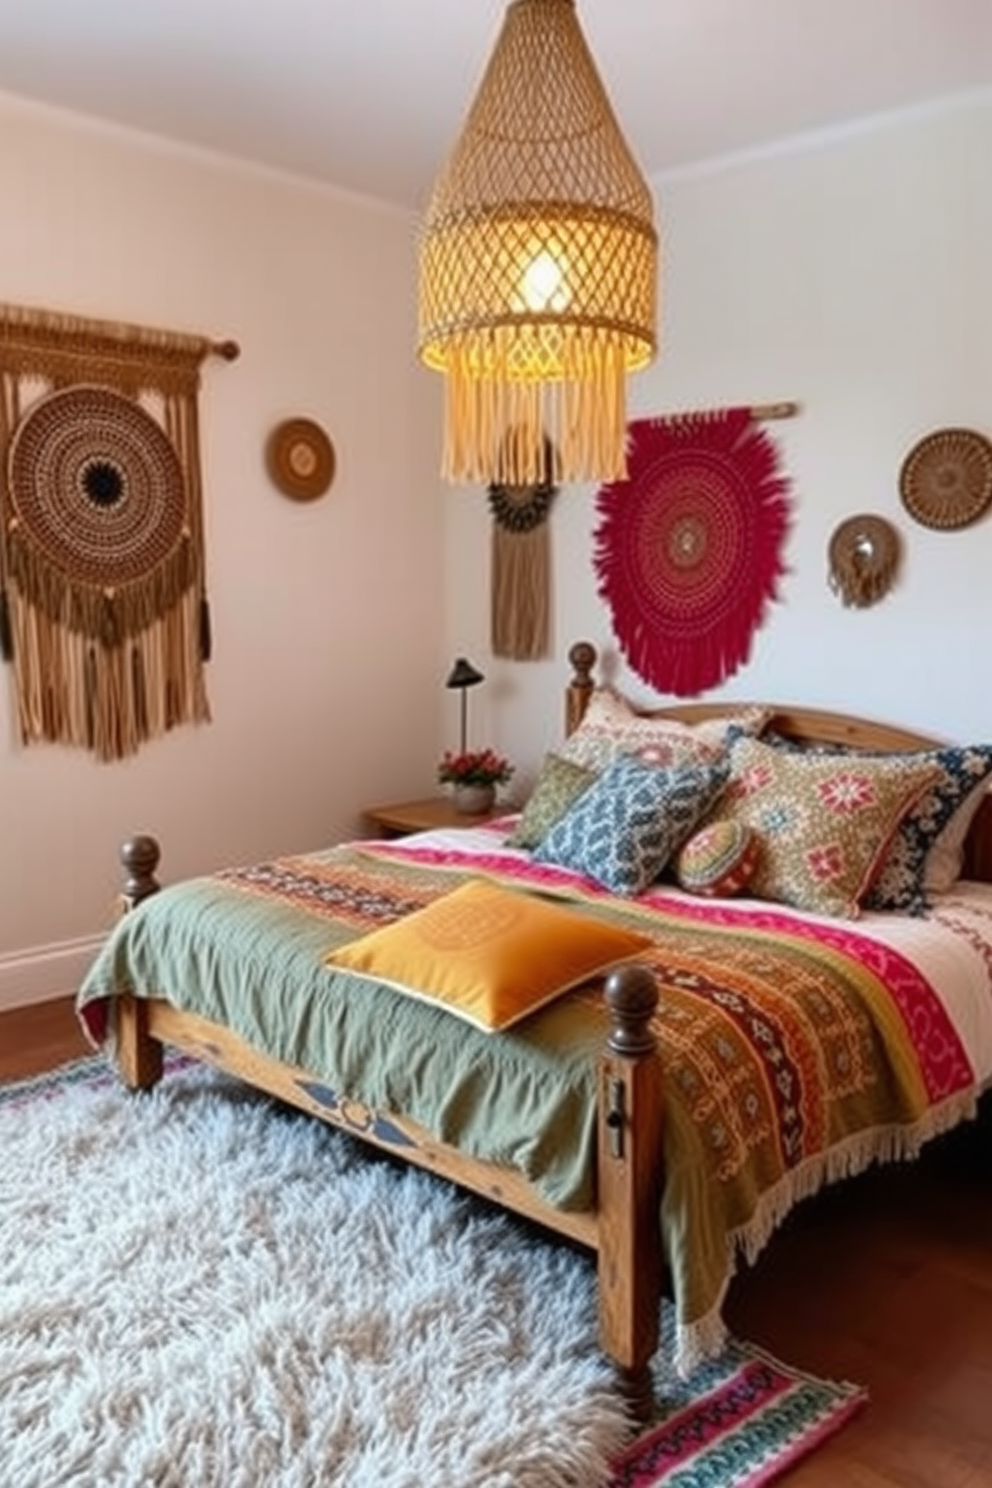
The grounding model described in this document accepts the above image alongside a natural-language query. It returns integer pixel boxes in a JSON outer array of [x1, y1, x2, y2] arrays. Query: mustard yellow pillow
[[325, 879, 652, 1032]]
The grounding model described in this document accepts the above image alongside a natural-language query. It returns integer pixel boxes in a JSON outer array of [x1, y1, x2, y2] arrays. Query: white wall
[[0, 96, 447, 1006], [447, 93, 992, 782]]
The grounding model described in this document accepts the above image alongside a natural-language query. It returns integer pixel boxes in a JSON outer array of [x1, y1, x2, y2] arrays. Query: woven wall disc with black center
[[7, 384, 187, 587], [899, 426, 992, 531]]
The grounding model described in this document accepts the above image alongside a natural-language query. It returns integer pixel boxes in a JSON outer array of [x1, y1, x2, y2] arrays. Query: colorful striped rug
[[610, 1333, 865, 1487]]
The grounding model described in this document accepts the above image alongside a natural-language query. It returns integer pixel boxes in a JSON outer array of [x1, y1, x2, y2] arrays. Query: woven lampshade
[[418, 0, 658, 487]]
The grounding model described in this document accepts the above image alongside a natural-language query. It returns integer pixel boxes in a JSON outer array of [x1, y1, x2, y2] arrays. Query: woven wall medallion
[[7, 384, 188, 599], [899, 427, 992, 530], [266, 417, 335, 501], [593, 409, 791, 697], [828, 514, 900, 608]]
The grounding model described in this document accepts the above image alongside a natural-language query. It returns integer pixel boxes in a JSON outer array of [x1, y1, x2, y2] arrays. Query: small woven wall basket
[[899, 427, 992, 531]]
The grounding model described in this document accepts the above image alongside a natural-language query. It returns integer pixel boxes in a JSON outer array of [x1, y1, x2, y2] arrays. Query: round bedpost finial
[[566, 641, 598, 737], [120, 834, 161, 908], [568, 640, 597, 687], [604, 964, 659, 1056]]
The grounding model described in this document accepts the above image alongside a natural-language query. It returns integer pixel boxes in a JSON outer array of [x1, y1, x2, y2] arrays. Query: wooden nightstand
[[362, 796, 507, 838]]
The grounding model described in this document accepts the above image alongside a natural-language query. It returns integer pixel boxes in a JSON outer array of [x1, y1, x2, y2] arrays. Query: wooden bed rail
[[112, 831, 667, 1422]]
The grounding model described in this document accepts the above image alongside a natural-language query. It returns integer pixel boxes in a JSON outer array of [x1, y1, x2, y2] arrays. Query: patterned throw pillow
[[675, 820, 761, 898], [758, 732, 992, 912], [534, 752, 729, 897], [506, 752, 598, 850], [711, 737, 942, 918], [864, 745, 992, 912], [559, 686, 769, 774]]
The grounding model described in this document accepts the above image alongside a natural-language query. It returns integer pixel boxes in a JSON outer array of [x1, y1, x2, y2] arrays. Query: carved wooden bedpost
[[566, 640, 597, 736], [597, 962, 664, 1424], [116, 834, 165, 1092]]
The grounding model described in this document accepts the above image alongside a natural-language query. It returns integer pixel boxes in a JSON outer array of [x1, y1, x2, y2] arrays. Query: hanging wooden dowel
[[211, 339, 241, 362], [664, 399, 801, 424], [750, 400, 800, 421]]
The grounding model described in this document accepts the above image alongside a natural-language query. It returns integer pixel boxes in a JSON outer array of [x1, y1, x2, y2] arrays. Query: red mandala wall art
[[593, 409, 792, 697]]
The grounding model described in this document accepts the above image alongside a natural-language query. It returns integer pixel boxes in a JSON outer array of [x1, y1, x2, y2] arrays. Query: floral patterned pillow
[[559, 686, 769, 774], [534, 752, 728, 897], [757, 732, 992, 912], [711, 737, 942, 919], [506, 752, 598, 850]]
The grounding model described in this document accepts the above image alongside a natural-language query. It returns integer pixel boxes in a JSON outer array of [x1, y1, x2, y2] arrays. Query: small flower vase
[[452, 782, 496, 815]]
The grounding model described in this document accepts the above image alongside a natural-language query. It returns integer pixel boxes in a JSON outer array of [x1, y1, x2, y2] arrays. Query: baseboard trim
[[0, 935, 107, 1012]]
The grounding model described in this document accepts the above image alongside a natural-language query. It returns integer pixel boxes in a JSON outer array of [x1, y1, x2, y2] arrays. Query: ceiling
[[0, 0, 989, 211]]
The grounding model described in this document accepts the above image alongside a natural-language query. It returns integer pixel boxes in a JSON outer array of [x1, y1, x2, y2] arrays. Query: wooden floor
[[3, 997, 991, 1487]]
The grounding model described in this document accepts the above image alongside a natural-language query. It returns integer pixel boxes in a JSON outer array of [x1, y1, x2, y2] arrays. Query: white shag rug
[[0, 1058, 633, 1488]]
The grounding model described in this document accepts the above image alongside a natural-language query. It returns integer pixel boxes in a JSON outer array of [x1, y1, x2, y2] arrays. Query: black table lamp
[[446, 657, 485, 754]]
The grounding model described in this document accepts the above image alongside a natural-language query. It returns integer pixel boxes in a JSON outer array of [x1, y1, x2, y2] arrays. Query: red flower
[[437, 748, 514, 787]]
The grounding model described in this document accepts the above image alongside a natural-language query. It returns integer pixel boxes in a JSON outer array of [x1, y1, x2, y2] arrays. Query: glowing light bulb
[[519, 248, 570, 312]]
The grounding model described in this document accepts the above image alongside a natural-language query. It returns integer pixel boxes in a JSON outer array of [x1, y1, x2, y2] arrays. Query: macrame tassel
[[0, 590, 12, 661], [7, 584, 209, 760], [199, 595, 212, 662], [5, 527, 196, 643], [491, 522, 551, 660]]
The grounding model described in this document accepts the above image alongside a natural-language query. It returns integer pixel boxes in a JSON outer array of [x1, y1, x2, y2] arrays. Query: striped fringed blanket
[[78, 837, 980, 1375]]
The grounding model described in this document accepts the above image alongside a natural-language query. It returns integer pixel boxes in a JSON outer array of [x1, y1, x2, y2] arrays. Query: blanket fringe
[[672, 1088, 979, 1377]]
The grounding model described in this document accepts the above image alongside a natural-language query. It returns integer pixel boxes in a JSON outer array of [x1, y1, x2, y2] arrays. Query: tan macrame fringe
[[491, 522, 551, 659], [0, 301, 216, 759], [8, 585, 210, 761], [6, 527, 196, 645], [441, 332, 629, 485]]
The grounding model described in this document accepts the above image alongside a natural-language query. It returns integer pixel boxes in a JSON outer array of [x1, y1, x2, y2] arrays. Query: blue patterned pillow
[[865, 744, 992, 913], [533, 753, 729, 896]]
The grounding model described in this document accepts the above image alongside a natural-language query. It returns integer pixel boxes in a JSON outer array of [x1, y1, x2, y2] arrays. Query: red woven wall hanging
[[593, 408, 791, 697]]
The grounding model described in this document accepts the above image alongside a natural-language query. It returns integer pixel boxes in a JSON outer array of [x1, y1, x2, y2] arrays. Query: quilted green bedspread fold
[[79, 847, 610, 1211]]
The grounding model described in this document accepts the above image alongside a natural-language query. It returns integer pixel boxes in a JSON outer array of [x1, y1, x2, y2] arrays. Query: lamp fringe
[[442, 334, 628, 485]]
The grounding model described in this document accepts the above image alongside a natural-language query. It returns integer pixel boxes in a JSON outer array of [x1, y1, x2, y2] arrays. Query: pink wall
[[0, 95, 446, 1007]]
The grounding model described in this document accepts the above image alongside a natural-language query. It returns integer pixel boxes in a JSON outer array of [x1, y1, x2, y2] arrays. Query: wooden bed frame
[[109, 640, 992, 1422]]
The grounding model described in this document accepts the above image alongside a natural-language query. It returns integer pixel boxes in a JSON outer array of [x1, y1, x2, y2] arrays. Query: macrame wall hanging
[[593, 403, 795, 697], [488, 432, 558, 660], [0, 301, 238, 760]]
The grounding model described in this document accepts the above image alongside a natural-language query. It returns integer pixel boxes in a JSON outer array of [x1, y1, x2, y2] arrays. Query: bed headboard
[[565, 640, 992, 885]]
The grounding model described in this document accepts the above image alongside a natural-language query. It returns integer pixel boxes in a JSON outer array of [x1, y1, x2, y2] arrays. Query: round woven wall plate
[[899, 426, 992, 530], [7, 384, 187, 586], [266, 418, 335, 501]]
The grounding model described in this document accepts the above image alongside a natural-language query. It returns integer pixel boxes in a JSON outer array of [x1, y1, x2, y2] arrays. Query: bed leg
[[596, 963, 664, 1427], [115, 835, 165, 1091], [116, 994, 163, 1091]]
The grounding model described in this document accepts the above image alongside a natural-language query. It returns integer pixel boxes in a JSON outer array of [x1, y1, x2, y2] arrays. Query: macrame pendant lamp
[[418, 0, 658, 487]]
